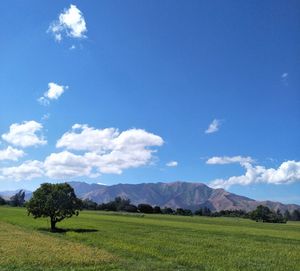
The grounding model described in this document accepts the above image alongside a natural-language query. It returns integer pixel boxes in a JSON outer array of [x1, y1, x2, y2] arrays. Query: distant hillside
[[0, 190, 32, 201], [1, 182, 298, 212], [68, 181, 300, 212]]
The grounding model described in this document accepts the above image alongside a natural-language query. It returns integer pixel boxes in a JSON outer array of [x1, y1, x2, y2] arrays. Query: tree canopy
[[0, 196, 6, 205], [27, 183, 82, 231]]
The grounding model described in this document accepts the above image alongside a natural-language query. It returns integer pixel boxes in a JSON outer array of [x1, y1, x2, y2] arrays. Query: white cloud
[[166, 161, 178, 167], [38, 82, 68, 105], [209, 160, 300, 189], [57, 124, 118, 152], [44, 151, 97, 179], [2, 121, 47, 148], [205, 119, 221, 134], [281, 73, 288, 79], [48, 4, 87, 41], [0, 146, 25, 161], [0, 160, 44, 181], [57, 124, 164, 175], [0, 124, 164, 181], [57, 124, 163, 153], [206, 156, 254, 165]]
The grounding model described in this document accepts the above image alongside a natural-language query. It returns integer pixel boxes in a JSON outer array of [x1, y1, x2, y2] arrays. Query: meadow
[[0, 206, 299, 271]]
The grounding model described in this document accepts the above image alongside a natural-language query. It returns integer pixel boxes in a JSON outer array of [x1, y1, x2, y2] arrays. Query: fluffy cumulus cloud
[[56, 124, 164, 175], [0, 125, 164, 181], [38, 82, 68, 106], [0, 160, 44, 181], [48, 4, 87, 41], [208, 157, 300, 189], [205, 119, 221, 134], [2, 121, 46, 148], [44, 151, 96, 179], [166, 161, 178, 167], [56, 124, 118, 152], [0, 146, 25, 161], [206, 156, 254, 165]]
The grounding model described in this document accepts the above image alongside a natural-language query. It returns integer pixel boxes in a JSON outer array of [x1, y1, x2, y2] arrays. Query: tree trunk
[[50, 219, 56, 232]]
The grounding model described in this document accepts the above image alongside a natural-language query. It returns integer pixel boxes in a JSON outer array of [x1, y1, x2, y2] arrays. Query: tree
[[175, 208, 193, 216], [0, 196, 6, 205], [138, 203, 153, 213], [162, 207, 174, 214], [291, 210, 300, 221], [153, 206, 162, 214], [123, 204, 138, 213], [82, 199, 98, 210], [114, 197, 131, 211], [194, 207, 212, 216], [249, 205, 271, 222], [194, 208, 203, 216], [284, 210, 291, 221], [97, 197, 132, 211], [249, 205, 286, 223], [27, 183, 82, 232], [10, 190, 25, 207]]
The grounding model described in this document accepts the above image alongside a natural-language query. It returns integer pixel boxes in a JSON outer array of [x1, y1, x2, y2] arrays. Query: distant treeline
[[0, 190, 25, 207], [81, 197, 300, 223], [2, 192, 300, 223]]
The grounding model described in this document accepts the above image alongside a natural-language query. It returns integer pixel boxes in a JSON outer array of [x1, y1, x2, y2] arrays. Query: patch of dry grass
[[0, 221, 115, 270]]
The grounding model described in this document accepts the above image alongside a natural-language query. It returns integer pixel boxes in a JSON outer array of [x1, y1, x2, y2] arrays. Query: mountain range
[[68, 181, 299, 212], [1, 181, 299, 212]]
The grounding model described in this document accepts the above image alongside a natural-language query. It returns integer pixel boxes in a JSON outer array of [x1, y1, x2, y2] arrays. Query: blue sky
[[0, 1, 299, 204]]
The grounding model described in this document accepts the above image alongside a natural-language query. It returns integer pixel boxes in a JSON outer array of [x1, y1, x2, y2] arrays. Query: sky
[[0, 0, 300, 204]]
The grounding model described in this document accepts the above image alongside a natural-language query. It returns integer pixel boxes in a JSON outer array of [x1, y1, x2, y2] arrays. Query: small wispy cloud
[[206, 156, 254, 165], [38, 82, 68, 106], [205, 119, 221, 134], [48, 4, 87, 42], [166, 161, 178, 167], [41, 113, 50, 121], [281, 72, 288, 86]]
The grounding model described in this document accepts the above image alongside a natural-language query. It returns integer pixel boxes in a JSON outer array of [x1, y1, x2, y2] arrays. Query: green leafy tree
[[291, 210, 300, 221], [176, 208, 193, 216], [284, 210, 291, 221], [153, 206, 162, 214], [27, 183, 82, 231], [194, 208, 203, 216], [250, 205, 271, 222], [138, 203, 153, 213], [161, 207, 174, 214], [249, 205, 286, 223], [114, 197, 131, 211], [123, 204, 138, 212], [0, 196, 6, 205], [82, 199, 98, 210]]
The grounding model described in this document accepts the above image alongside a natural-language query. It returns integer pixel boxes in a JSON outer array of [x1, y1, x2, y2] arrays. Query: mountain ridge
[[1, 181, 299, 212], [68, 181, 299, 212]]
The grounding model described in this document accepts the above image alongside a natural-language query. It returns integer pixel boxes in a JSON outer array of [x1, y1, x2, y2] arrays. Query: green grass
[[0, 206, 299, 271]]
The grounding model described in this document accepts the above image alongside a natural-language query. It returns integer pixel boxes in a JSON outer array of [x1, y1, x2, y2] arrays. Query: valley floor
[[0, 206, 299, 271]]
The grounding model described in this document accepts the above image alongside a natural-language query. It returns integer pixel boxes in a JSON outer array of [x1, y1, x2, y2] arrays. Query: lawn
[[0, 206, 299, 271]]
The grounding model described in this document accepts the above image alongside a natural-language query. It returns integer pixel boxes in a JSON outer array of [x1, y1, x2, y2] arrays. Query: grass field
[[0, 206, 299, 271]]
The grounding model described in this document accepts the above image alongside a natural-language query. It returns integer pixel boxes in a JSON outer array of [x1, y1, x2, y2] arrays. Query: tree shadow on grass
[[38, 227, 98, 234]]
